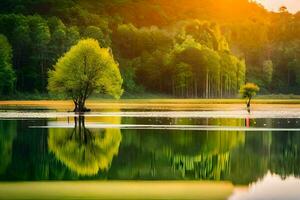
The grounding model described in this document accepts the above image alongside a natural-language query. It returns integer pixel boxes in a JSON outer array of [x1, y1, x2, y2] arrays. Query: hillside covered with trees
[[0, 0, 299, 97]]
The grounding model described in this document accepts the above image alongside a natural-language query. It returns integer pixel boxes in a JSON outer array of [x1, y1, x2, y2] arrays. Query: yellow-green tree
[[48, 39, 123, 112], [48, 116, 122, 176], [240, 83, 260, 111]]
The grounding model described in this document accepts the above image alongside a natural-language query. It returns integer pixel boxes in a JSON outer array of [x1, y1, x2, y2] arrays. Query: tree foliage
[[0, 14, 80, 92], [240, 83, 260, 109], [48, 39, 123, 111], [115, 22, 245, 97], [48, 116, 122, 176], [0, 0, 299, 96], [0, 34, 15, 95]]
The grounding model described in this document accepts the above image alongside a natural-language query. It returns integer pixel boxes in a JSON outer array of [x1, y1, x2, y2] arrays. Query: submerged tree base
[[73, 102, 91, 112], [73, 107, 91, 112], [247, 106, 251, 114]]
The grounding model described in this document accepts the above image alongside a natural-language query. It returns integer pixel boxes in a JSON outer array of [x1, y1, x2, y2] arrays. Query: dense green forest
[[0, 0, 299, 97]]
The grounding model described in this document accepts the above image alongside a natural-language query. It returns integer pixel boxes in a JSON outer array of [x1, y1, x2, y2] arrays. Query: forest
[[0, 0, 299, 98]]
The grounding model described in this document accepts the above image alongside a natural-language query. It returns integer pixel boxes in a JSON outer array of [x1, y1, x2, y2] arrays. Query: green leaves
[[0, 34, 15, 95], [239, 83, 260, 99], [48, 118, 122, 176], [115, 22, 245, 97], [83, 26, 111, 48], [48, 39, 123, 110]]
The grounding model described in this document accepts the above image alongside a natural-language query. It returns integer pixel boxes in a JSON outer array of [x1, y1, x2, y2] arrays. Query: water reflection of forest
[[0, 117, 300, 185]]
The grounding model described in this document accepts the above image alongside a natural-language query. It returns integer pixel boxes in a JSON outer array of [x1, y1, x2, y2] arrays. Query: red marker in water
[[246, 117, 250, 128]]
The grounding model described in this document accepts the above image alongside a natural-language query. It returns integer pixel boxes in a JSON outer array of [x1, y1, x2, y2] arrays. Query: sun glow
[[256, 0, 300, 13]]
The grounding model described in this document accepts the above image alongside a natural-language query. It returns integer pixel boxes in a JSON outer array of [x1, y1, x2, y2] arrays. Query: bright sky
[[256, 0, 300, 13]]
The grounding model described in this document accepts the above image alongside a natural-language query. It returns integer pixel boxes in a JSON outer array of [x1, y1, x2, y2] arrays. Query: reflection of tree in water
[[227, 131, 271, 185], [270, 132, 300, 178], [228, 120, 300, 185], [0, 121, 16, 174], [169, 119, 245, 180], [110, 118, 245, 180], [1, 120, 51, 181], [3, 116, 300, 185], [171, 152, 230, 180], [48, 116, 121, 176]]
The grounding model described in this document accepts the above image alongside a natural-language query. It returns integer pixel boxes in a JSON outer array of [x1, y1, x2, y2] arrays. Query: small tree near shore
[[239, 83, 259, 112], [48, 39, 123, 112]]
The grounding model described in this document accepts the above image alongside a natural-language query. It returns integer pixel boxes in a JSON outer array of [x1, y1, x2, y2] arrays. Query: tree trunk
[[206, 71, 209, 98], [73, 99, 90, 112], [247, 97, 251, 108], [73, 101, 78, 112], [288, 68, 290, 87], [247, 97, 252, 113], [220, 76, 223, 98], [194, 79, 198, 98]]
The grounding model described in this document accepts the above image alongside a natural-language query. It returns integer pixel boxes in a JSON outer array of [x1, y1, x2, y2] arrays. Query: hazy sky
[[256, 0, 300, 13]]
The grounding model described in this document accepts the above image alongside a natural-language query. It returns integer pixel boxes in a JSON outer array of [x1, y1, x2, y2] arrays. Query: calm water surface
[[1, 106, 300, 200]]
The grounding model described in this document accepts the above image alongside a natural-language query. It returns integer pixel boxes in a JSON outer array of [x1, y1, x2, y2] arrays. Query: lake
[[0, 101, 300, 200]]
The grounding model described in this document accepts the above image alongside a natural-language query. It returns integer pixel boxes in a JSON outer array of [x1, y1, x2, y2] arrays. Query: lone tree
[[48, 39, 123, 112], [240, 83, 259, 112]]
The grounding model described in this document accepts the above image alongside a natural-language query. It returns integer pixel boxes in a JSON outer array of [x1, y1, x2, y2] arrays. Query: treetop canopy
[[48, 38, 123, 101]]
